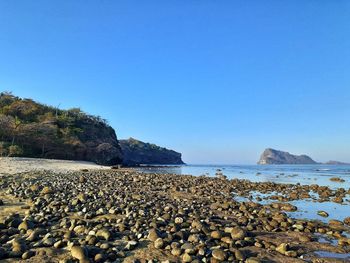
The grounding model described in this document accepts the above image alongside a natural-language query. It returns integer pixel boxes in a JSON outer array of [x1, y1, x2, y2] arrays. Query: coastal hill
[[120, 138, 185, 165], [258, 148, 317, 165], [0, 92, 186, 166], [0, 92, 122, 165], [258, 148, 349, 165]]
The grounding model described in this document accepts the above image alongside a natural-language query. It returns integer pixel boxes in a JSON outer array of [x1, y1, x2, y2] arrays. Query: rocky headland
[[258, 149, 318, 165], [0, 93, 184, 166], [120, 138, 184, 166], [258, 148, 349, 165]]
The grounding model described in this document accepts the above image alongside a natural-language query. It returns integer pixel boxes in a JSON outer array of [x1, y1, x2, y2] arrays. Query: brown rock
[[71, 246, 88, 261], [148, 228, 160, 242], [230, 227, 246, 240], [212, 249, 226, 261], [210, 230, 222, 239], [344, 217, 350, 226]]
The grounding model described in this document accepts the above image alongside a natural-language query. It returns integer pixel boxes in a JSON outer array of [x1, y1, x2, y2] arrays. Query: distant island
[[0, 92, 184, 166], [120, 138, 184, 166], [324, 160, 350, 165], [258, 148, 317, 165], [258, 148, 348, 165]]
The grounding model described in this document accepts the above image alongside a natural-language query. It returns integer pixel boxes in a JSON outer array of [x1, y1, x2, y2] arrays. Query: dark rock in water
[[258, 148, 317, 165], [120, 137, 184, 165], [317, 211, 329, 217], [329, 177, 345, 183], [0, 92, 123, 165]]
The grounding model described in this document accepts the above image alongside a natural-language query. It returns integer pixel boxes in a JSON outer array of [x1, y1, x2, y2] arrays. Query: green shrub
[[8, 145, 23, 156]]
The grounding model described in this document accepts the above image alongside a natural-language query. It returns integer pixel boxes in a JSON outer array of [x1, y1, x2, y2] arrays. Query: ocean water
[[137, 164, 350, 189], [137, 164, 350, 224]]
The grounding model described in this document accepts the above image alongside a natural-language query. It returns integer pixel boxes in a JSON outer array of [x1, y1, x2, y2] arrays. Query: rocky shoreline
[[0, 169, 350, 262]]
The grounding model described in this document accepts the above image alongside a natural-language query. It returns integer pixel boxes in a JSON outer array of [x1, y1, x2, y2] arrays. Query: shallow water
[[138, 164, 350, 222], [234, 191, 350, 223], [314, 233, 339, 246], [138, 164, 350, 189], [313, 250, 350, 259]]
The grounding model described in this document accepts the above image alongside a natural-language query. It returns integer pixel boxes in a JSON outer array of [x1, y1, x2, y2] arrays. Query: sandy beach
[[0, 157, 111, 175]]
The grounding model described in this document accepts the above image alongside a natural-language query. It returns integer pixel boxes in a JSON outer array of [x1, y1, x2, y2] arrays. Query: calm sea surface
[[137, 164, 350, 223], [137, 164, 350, 189]]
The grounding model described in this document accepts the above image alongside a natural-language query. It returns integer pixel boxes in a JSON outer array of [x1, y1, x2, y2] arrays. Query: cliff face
[[258, 148, 317, 165], [0, 92, 123, 165], [120, 138, 184, 165]]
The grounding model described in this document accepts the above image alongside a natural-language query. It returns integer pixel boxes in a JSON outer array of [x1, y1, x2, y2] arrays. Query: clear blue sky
[[1, 1, 349, 164]]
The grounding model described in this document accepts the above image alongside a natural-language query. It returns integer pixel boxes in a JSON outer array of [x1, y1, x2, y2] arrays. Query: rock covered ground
[[0, 169, 350, 263]]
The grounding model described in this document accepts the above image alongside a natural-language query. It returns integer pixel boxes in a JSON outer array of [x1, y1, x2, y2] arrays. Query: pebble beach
[[0, 158, 350, 262]]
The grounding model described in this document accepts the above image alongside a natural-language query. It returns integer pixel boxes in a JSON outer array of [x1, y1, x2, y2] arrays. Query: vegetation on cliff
[[120, 137, 184, 165], [0, 92, 122, 165]]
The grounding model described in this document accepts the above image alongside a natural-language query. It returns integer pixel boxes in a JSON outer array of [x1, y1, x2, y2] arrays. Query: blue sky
[[1, 1, 349, 164]]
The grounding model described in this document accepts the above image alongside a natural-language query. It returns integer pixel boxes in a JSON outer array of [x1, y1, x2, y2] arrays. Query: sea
[[137, 164, 350, 224]]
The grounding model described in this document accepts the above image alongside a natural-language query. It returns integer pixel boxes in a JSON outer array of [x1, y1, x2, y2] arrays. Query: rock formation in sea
[[120, 137, 185, 165], [258, 148, 317, 165], [324, 160, 350, 165], [0, 92, 123, 165]]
